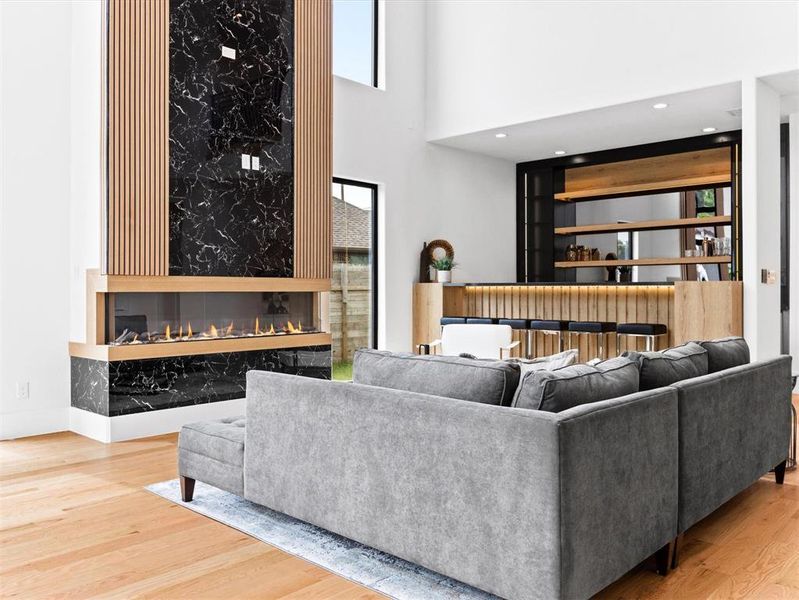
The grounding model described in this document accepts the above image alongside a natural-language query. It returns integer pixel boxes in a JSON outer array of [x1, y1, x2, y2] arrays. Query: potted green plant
[[431, 256, 456, 283]]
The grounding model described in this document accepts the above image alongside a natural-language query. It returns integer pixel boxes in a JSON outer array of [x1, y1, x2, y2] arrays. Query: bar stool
[[568, 321, 617, 360], [466, 317, 498, 325], [528, 320, 570, 358], [498, 318, 529, 358], [440, 316, 467, 326], [616, 323, 668, 353]]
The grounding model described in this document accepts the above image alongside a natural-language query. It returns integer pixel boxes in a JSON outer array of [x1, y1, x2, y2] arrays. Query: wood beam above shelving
[[554, 215, 732, 236], [554, 174, 731, 201], [554, 256, 732, 268]]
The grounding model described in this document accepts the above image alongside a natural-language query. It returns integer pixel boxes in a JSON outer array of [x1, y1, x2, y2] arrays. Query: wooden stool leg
[[180, 476, 195, 502]]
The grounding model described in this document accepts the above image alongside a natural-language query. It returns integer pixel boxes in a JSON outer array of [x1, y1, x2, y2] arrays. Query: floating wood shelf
[[96, 275, 331, 293], [554, 215, 732, 236], [555, 256, 732, 269], [554, 175, 731, 202], [69, 332, 333, 362]]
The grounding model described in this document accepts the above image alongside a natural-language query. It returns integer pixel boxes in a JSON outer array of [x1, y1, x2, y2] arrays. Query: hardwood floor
[[1, 399, 797, 599]]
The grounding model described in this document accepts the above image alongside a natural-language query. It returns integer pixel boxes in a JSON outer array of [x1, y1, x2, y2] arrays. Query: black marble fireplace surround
[[71, 346, 331, 417], [169, 0, 294, 277]]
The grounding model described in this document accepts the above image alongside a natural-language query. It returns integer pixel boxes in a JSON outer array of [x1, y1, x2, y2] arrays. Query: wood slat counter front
[[412, 281, 742, 363]]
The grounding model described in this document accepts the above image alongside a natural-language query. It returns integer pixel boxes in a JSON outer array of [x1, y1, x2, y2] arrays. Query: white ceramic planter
[[436, 270, 452, 283]]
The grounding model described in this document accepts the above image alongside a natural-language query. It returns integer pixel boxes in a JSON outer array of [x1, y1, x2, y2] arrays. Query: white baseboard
[[69, 398, 247, 443], [0, 408, 69, 440]]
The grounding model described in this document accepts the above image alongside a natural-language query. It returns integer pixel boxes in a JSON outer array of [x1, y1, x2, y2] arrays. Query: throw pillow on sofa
[[623, 342, 708, 390], [352, 349, 521, 406], [505, 349, 579, 374], [512, 356, 639, 412], [696, 336, 750, 373]]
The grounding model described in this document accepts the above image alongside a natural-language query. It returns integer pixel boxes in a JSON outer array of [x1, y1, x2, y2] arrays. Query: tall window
[[331, 179, 377, 380], [332, 0, 378, 87]]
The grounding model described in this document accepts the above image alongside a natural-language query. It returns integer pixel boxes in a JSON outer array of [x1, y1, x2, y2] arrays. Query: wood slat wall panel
[[294, 0, 332, 279], [106, 0, 168, 275]]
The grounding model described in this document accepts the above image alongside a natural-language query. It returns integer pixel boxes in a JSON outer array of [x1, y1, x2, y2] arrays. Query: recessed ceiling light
[[652, 102, 668, 110], [702, 127, 717, 133], [554, 150, 566, 156], [495, 133, 507, 138]]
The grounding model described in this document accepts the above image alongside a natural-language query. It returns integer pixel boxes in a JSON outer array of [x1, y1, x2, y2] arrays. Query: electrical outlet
[[15, 382, 29, 400], [241, 154, 251, 170], [251, 155, 260, 170], [221, 45, 236, 60]]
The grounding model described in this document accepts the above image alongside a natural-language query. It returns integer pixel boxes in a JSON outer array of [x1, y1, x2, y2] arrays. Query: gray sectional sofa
[[177, 340, 792, 600]]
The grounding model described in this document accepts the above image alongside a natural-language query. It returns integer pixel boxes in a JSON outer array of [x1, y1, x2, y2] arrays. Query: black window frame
[[332, 0, 379, 89], [332, 176, 379, 350]]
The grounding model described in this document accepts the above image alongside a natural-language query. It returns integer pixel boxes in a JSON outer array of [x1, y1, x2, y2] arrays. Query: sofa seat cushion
[[623, 342, 708, 391], [697, 337, 750, 373], [512, 357, 639, 412], [178, 416, 246, 496], [352, 349, 520, 406]]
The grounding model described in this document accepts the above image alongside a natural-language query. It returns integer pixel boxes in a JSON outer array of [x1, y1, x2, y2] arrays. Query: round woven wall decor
[[426, 239, 454, 263]]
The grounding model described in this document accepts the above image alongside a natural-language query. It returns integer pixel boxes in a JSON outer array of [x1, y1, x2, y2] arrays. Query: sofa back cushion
[[352, 349, 520, 406], [512, 357, 639, 412], [505, 349, 579, 375], [697, 337, 750, 373], [623, 342, 708, 390]]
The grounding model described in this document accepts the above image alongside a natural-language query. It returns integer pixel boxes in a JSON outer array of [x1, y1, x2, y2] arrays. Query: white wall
[[0, 1, 101, 439], [426, 1, 799, 140], [70, 0, 103, 343], [0, 1, 74, 438], [742, 78, 783, 361], [334, 0, 516, 352]]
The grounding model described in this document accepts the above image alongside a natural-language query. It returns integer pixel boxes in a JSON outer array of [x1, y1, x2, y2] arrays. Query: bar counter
[[412, 281, 743, 361]]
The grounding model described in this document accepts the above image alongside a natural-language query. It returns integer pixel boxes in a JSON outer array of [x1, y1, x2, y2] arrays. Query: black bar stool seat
[[440, 316, 467, 326], [617, 323, 667, 336], [466, 317, 498, 325], [530, 319, 570, 331], [498, 318, 529, 330], [568, 321, 617, 333]]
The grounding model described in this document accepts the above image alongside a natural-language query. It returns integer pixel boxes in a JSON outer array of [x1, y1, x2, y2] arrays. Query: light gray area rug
[[147, 480, 498, 600]]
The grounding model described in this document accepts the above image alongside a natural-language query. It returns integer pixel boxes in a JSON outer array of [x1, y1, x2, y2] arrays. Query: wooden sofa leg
[[655, 539, 675, 576], [671, 533, 684, 569], [180, 476, 195, 502], [775, 460, 786, 485]]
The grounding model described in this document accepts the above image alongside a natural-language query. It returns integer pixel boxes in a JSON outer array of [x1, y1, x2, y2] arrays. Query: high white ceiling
[[430, 74, 798, 164]]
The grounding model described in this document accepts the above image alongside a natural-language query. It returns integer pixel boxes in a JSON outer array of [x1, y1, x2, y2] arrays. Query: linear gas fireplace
[[109, 291, 317, 346]]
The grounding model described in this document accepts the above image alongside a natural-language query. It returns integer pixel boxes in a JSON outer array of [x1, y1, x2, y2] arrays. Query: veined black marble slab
[[71, 345, 330, 417], [169, 0, 294, 276]]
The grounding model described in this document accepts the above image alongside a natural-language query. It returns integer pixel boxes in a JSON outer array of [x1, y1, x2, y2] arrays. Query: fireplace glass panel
[[107, 292, 316, 345]]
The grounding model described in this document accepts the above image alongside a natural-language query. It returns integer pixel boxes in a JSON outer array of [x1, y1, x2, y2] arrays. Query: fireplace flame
[[165, 324, 171, 341], [210, 324, 218, 337], [269, 323, 275, 335], [287, 321, 296, 333], [298, 321, 302, 332], [179, 324, 183, 338], [255, 317, 260, 335], [188, 322, 193, 337], [226, 322, 234, 336]]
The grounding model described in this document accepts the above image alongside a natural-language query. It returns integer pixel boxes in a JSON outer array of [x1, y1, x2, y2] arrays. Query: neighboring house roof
[[332, 196, 371, 251]]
